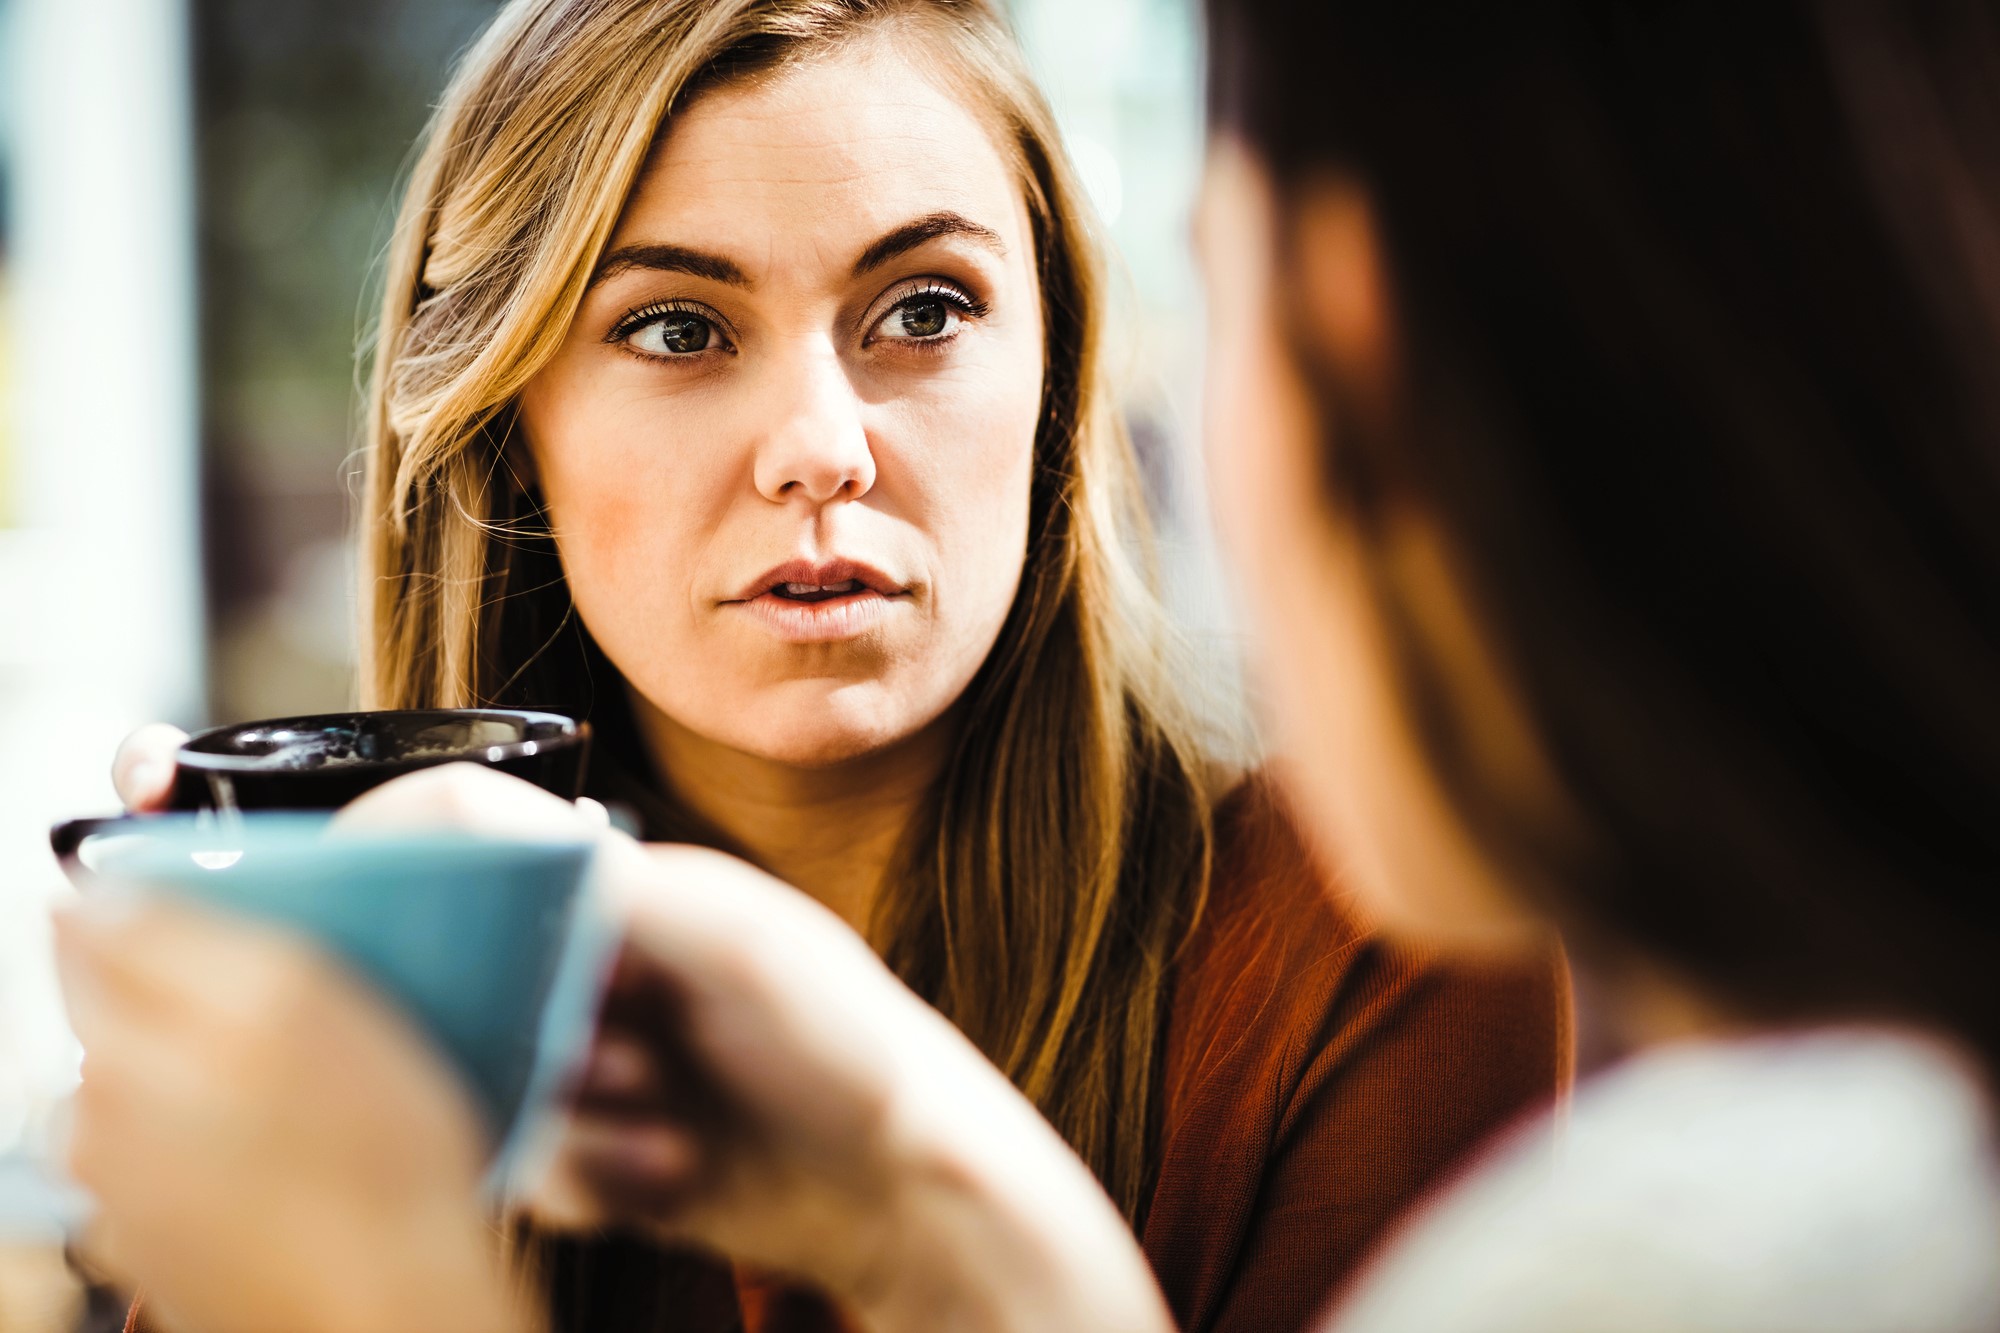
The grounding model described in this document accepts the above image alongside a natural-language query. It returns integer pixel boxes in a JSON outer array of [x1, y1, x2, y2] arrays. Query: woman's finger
[[54, 897, 318, 1032], [333, 762, 597, 839], [524, 1115, 703, 1233], [562, 1114, 702, 1184], [575, 1031, 664, 1103], [537, 1113, 704, 1230], [112, 724, 189, 812], [65, 1016, 217, 1197], [50, 903, 214, 1048]]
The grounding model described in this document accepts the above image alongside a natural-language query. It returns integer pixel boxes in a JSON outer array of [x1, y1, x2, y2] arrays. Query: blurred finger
[[576, 1031, 663, 1103], [594, 841, 770, 971], [58, 976, 236, 1207], [334, 763, 596, 840], [574, 943, 744, 1132], [66, 1036, 205, 1194], [49, 903, 190, 1044], [554, 1115, 704, 1225], [564, 1115, 701, 1183], [112, 724, 188, 812], [525, 1114, 703, 1234], [54, 896, 305, 1027]]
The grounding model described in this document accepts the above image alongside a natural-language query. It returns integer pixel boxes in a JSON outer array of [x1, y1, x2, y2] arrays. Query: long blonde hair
[[364, 0, 1217, 1227]]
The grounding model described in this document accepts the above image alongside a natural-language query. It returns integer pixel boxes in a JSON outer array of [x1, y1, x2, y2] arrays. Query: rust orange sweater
[[128, 780, 1569, 1333], [1140, 782, 1569, 1331]]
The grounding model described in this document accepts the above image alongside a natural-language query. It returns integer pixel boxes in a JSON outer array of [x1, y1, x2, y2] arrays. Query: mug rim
[[176, 707, 587, 775], [50, 806, 597, 883]]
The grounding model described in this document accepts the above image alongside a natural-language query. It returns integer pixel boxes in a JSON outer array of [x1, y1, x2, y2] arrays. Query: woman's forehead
[[610, 38, 1031, 279]]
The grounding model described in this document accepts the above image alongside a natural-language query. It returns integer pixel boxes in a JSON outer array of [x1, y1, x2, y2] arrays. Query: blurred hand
[[69, 758, 1166, 1332], [343, 766, 1164, 1328], [323, 767, 913, 1289], [63, 761, 589, 1333], [111, 724, 189, 812], [332, 760, 610, 839], [531, 843, 911, 1280], [528, 842, 1174, 1333], [55, 897, 528, 1333]]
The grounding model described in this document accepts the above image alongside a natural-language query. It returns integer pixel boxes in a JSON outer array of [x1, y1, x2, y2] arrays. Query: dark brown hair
[[1206, 1, 2000, 1063]]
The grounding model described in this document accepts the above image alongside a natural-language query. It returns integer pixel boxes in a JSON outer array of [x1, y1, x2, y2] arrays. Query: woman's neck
[[628, 694, 954, 932]]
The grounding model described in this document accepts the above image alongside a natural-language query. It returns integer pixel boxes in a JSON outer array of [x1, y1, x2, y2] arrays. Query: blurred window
[[1, 0, 13, 531], [2, 0, 199, 1245], [1009, 0, 1241, 692], [197, 0, 501, 719]]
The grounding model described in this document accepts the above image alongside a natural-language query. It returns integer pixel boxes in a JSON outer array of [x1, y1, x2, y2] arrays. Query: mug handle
[[49, 816, 143, 880]]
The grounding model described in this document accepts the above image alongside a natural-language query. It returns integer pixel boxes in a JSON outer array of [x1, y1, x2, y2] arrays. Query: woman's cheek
[[961, 406, 1036, 617], [887, 366, 1037, 583], [538, 396, 737, 603]]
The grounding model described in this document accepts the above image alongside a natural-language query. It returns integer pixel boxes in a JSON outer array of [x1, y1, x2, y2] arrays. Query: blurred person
[[56, 1, 2000, 1331], [1195, 2, 2000, 1327], [69, 1, 1567, 1331]]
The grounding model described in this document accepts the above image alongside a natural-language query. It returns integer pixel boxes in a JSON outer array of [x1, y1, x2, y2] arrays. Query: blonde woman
[[73, 2, 1565, 1330]]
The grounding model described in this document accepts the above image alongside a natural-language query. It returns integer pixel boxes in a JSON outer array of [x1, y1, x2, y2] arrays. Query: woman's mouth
[[772, 579, 864, 603], [730, 561, 910, 643]]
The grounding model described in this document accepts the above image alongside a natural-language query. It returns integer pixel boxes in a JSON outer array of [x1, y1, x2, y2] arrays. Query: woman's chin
[[667, 684, 955, 772], [739, 725, 907, 769]]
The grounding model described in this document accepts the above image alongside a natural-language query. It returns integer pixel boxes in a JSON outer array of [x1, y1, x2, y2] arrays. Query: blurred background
[[0, 0, 1214, 1318]]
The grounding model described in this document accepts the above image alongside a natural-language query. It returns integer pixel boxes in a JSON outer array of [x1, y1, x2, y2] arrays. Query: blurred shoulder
[[1146, 775, 1572, 1330], [1195, 772, 1371, 971], [1174, 772, 1569, 1078], [1332, 1029, 2000, 1333], [1164, 774, 1398, 1101]]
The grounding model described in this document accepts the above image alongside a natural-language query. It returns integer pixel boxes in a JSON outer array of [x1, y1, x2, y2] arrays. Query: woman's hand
[[55, 897, 530, 1333], [63, 758, 579, 1333], [72, 757, 1169, 1333], [532, 840, 1174, 1333], [334, 766, 1169, 1331]]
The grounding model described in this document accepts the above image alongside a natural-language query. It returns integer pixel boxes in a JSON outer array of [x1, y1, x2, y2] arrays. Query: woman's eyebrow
[[590, 243, 749, 290], [587, 213, 1003, 291], [852, 211, 1006, 276]]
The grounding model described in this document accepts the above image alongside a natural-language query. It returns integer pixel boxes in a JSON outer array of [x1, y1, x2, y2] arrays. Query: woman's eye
[[875, 293, 965, 341], [627, 312, 717, 357]]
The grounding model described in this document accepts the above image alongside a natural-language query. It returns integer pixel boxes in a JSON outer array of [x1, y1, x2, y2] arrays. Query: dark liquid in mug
[[212, 718, 524, 769]]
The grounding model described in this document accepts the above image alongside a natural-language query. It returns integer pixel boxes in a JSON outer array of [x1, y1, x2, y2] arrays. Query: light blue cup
[[69, 812, 614, 1193]]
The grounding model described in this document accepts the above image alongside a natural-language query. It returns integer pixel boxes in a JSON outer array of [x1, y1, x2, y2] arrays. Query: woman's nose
[[752, 348, 877, 506]]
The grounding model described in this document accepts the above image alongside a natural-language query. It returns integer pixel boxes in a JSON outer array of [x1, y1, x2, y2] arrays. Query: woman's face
[[520, 36, 1043, 768]]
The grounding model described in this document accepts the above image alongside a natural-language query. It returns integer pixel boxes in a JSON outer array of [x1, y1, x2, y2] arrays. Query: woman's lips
[[727, 557, 910, 642], [733, 587, 907, 643]]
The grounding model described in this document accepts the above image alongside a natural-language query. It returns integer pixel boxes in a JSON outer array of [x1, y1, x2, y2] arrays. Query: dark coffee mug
[[50, 708, 589, 871]]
